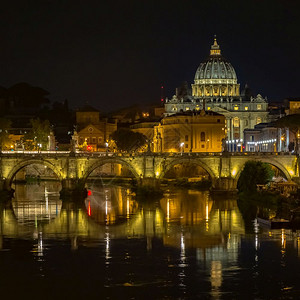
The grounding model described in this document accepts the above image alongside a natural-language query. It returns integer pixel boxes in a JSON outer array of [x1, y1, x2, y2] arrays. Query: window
[[217, 119, 220, 123], [92, 137, 96, 144], [185, 119, 188, 123], [250, 135, 254, 142], [185, 107, 190, 111], [185, 144, 188, 148], [185, 135, 189, 141], [201, 132, 205, 141], [201, 145, 205, 148], [256, 117, 262, 124], [245, 106, 248, 110], [234, 106, 239, 110], [207, 107, 211, 110], [257, 104, 262, 110], [233, 117, 240, 127]]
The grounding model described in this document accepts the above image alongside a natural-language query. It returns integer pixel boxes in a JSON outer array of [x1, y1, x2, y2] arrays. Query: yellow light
[[155, 171, 159, 177], [231, 169, 237, 176], [234, 106, 239, 110], [207, 107, 211, 110], [289, 170, 294, 176], [245, 107, 248, 110]]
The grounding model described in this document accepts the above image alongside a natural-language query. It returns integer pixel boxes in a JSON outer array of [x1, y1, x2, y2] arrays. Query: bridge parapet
[[0, 152, 299, 196]]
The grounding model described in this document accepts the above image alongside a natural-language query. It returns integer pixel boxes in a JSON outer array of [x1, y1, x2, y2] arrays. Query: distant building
[[164, 38, 269, 148], [244, 123, 278, 152], [75, 105, 117, 151], [284, 98, 300, 115], [153, 110, 226, 153]]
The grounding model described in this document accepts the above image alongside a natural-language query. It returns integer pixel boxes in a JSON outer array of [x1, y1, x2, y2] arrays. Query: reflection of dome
[[192, 37, 240, 97]]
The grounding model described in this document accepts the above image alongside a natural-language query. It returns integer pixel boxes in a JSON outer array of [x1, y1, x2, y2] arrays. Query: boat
[[270, 218, 290, 229], [256, 217, 290, 229]]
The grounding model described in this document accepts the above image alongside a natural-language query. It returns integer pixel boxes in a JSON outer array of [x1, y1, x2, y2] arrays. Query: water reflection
[[1, 183, 300, 298], [1, 184, 247, 250], [12, 182, 62, 225]]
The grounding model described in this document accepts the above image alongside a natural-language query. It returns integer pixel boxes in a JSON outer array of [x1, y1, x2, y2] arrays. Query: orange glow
[[88, 201, 91, 216]]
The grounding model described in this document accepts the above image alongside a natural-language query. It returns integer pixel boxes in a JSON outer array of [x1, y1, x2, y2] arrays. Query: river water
[[0, 182, 300, 299]]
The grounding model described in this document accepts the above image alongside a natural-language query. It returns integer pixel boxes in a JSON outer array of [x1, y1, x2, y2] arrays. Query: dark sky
[[0, 0, 299, 112]]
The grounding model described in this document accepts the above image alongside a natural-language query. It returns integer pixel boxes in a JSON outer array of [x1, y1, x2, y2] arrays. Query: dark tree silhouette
[[111, 128, 147, 152], [23, 118, 51, 150], [237, 161, 274, 192], [0, 118, 12, 150]]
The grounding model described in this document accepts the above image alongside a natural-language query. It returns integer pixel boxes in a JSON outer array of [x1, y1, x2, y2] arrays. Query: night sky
[[1, 0, 299, 112]]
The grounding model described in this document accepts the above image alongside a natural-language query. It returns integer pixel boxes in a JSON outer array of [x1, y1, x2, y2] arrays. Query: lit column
[[279, 128, 282, 151], [239, 118, 243, 140], [230, 118, 234, 152], [226, 118, 230, 141], [286, 128, 289, 152]]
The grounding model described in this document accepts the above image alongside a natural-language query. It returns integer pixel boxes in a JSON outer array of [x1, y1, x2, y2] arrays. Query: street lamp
[[105, 142, 109, 155], [180, 142, 184, 155]]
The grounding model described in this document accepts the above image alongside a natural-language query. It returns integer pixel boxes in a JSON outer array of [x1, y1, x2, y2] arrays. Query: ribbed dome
[[194, 38, 237, 81]]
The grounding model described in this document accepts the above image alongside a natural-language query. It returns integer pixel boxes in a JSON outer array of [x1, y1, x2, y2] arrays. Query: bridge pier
[[211, 177, 238, 194], [60, 179, 87, 199], [0, 179, 14, 201], [140, 177, 160, 189]]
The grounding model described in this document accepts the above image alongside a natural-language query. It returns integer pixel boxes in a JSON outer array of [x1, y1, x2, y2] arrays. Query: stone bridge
[[0, 151, 299, 196]]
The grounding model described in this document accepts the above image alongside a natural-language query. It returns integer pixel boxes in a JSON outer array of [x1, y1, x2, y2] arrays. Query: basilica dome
[[194, 38, 237, 82], [192, 38, 240, 98]]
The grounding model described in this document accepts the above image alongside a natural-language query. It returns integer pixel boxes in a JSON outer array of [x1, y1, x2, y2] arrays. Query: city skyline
[[0, 1, 299, 112]]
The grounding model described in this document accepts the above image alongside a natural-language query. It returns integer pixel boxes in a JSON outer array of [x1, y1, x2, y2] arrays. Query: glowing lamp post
[[105, 142, 109, 155], [180, 142, 184, 155]]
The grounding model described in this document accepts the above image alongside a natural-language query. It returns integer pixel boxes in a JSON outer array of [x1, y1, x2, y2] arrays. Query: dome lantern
[[210, 36, 221, 56]]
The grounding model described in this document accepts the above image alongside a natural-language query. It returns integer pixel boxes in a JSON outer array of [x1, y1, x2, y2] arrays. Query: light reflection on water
[[0, 182, 300, 299]]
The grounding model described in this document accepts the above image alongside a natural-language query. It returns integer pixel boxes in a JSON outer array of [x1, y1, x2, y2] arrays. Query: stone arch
[[235, 158, 292, 182], [82, 157, 140, 183], [159, 157, 217, 181], [5, 159, 63, 190]]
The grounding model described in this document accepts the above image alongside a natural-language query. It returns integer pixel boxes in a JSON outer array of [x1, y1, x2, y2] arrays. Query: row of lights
[[247, 138, 277, 145], [226, 139, 243, 144]]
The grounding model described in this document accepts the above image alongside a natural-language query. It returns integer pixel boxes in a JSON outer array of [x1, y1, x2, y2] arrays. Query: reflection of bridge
[[0, 195, 244, 253], [0, 151, 299, 194]]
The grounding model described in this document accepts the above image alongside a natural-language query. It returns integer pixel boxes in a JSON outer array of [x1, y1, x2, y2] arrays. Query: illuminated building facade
[[284, 98, 300, 115], [75, 105, 117, 151], [153, 110, 226, 153], [164, 38, 269, 151]]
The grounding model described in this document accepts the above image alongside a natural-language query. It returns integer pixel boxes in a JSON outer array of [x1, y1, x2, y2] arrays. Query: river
[[0, 182, 300, 299]]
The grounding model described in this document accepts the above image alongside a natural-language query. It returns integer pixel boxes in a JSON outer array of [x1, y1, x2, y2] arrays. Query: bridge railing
[[0, 150, 296, 158]]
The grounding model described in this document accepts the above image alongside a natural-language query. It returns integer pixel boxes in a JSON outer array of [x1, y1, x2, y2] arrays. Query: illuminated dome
[[192, 37, 240, 97]]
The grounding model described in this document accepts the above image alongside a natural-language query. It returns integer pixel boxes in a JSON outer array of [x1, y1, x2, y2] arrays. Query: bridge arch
[[82, 157, 140, 184], [5, 159, 63, 190], [235, 158, 292, 182], [159, 157, 217, 181]]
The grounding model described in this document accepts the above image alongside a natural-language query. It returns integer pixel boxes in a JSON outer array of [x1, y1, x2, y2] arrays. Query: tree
[[23, 118, 51, 150], [275, 114, 300, 154], [0, 118, 12, 150], [7, 82, 49, 108], [111, 128, 147, 152], [237, 161, 274, 192]]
